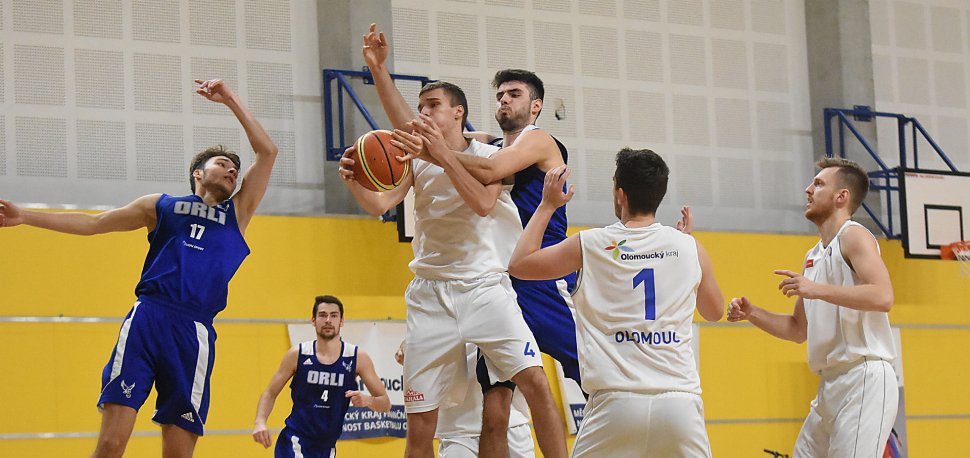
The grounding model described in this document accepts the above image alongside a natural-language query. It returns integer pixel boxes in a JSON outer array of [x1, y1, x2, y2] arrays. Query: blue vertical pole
[[898, 117, 907, 169], [323, 71, 334, 160]]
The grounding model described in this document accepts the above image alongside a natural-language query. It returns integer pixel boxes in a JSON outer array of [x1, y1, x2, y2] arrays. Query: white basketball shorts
[[793, 358, 898, 458], [403, 272, 543, 413], [571, 390, 712, 458]]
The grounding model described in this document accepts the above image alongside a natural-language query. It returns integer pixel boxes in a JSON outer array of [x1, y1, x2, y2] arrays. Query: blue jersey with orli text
[[286, 340, 359, 447], [134, 194, 250, 322]]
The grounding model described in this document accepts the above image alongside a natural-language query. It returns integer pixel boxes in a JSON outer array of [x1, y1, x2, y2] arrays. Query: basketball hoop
[[942, 241, 970, 278]]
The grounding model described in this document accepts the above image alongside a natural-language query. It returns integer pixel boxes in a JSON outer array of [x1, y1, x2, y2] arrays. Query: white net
[[956, 248, 970, 279]]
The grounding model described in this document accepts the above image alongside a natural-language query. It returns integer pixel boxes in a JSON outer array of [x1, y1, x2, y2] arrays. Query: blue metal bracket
[[823, 107, 960, 240]]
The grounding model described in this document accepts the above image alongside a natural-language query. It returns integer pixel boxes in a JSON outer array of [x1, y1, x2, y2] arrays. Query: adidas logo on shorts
[[181, 412, 195, 422]]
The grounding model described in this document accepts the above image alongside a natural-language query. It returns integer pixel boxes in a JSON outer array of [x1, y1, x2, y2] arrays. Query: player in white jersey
[[508, 148, 725, 458], [394, 342, 536, 458], [727, 157, 897, 457], [337, 24, 568, 458]]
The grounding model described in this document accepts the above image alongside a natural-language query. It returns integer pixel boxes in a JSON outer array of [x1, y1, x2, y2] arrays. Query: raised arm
[[694, 240, 724, 322], [194, 79, 278, 235], [363, 24, 416, 131], [0, 195, 159, 235], [775, 225, 893, 312], [453, 129, 563, 184], [508, 165, 581, 280], [253, 346, 299, 449], [346, 349, 391, 413], [338, 145, 413, 217]]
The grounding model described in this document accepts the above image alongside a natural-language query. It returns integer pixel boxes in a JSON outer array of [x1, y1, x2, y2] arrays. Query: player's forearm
[[810, 283, 893, 313], [224, 95, 279, 158], [508, 204, 554, 278], [438, 153, 497, 217], [344, 181, 398, 217], [21, 210, 104, 236], [746, 305, 806, 343], [454, 153, 503, 184], [370, 63, 415, 131], [254, 392, 277, 426], [369, 395, 391, 413]]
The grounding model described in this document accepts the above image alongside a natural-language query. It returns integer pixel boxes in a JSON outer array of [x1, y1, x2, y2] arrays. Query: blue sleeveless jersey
[[285, 340, 359, 446], [134, 194, 250, 323], [496, 131, 569, 247]]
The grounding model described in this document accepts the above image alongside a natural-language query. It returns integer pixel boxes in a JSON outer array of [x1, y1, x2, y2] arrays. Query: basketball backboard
[[899, 169, 970, 258]]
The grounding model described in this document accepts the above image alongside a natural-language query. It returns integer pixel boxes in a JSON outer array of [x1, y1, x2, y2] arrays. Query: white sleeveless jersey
[[409, 139, 522, 280], [804, 220, 896, 374], [574, 222, 703, 394]]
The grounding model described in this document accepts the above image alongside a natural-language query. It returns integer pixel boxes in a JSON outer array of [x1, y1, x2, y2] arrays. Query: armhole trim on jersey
[[573, 232, 586, 295], [300, 341, 315, 356], [342, 343, 357, 358]]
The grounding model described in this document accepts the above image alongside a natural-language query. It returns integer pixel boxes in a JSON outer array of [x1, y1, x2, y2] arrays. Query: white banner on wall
[[288, 321, 408, 440]]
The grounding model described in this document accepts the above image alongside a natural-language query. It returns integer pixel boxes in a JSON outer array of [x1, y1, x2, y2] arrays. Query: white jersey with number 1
[[574, 222, 703, 395]]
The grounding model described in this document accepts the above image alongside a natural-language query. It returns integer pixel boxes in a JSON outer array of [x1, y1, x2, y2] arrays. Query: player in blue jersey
[[253, 295, 390, 458], [0, 79, 278, 458]]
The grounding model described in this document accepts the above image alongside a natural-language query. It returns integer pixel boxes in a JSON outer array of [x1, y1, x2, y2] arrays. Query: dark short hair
[[614, 148, 669, 216], [815, 157, 870, 213], [492, 69, 544, 102], [419, 81, 469, 128], [188, 145, 241, 193], [313, 295, 344, 318]]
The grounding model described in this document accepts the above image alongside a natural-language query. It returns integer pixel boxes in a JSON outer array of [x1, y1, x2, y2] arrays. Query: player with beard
[[727, 158, 897, 457], [253, 295, 390, 458]]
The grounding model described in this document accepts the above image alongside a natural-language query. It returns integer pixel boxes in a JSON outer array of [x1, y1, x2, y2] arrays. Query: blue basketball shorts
[[98, 301, 217, 436], [275, 426, 337, 458], [511, 274, 581, 384]]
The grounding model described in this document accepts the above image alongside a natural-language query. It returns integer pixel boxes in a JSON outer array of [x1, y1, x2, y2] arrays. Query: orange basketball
[[352, 130, 411, 192]]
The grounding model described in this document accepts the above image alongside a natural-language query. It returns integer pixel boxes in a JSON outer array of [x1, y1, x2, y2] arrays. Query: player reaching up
[[0, 79, 277, 458]]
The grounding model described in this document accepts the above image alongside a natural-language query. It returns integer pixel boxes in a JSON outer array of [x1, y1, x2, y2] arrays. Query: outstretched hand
[[0, 199, 23, 228], [338, 145, 359, 184], [392, 129, 437, 165], [194, 79, 235, 104], [677, 205, 693, 234], [540, 165, 574, 210], [362, 24, 389, 68], [346, 390, 371, 408], [775, 270, 820, 299]]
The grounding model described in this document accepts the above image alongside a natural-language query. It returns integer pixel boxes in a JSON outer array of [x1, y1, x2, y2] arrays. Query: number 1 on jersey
[[634, 269, 656, 320]]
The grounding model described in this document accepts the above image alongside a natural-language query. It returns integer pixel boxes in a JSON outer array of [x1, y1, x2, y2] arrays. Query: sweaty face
[[494, 81, 535, 132], [313, 303, 343, 341], [418, 88, 463, 134]]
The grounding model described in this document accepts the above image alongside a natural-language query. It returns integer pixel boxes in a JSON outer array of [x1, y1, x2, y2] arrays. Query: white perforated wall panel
[[3, 0, 321, 214], [391, 0, 813, 231], [872, 0, 970, 172], [74, 0, 122, 39], [17, 117, 67, 178], [76, 50, 125, 109], [77, 121, 126, 180]]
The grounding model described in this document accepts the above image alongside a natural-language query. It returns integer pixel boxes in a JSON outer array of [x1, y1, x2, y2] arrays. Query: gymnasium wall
[[388, 0, 817, 232], [870, 0, 970, 173], [1, 213, 969, 457]]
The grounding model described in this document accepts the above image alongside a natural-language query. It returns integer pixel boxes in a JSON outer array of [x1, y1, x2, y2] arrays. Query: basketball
[[352, 130, 410, 192]]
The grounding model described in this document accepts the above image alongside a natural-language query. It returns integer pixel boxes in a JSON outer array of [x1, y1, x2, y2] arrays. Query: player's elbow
[[874, 293, 893, 313], [472, 200, 495, 217]]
